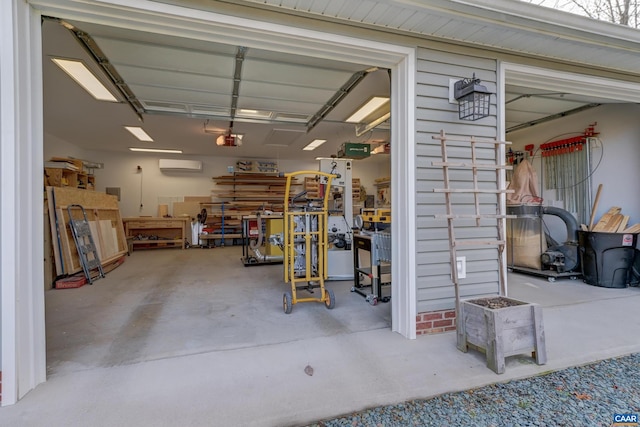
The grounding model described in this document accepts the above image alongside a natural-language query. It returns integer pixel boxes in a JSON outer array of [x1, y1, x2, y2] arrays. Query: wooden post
[[485, 310, 505, 374], [532, 304, 547, 365]]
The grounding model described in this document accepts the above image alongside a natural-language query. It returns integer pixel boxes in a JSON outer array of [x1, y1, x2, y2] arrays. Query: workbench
[[123, 217, 189, 251], [352, 232, 391, 305]]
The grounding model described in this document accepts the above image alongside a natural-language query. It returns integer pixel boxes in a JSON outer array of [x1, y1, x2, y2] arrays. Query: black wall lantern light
[[454, 73, 492, 121]]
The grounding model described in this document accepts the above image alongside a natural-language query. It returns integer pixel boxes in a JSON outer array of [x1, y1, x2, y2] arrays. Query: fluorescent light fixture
[[129, 147, 182, 154], [125, 126, 154, 142], [51, 58, 118, 102], [303, 139, 326, 151], [237, 109, 272, 119], [346, 97, 390, 123], [355, 111, 391, 137]]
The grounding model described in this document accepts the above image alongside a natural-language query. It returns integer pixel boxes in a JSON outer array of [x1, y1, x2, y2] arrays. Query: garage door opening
[[501, 62, 640, 291], [38, 5, 417, 378]]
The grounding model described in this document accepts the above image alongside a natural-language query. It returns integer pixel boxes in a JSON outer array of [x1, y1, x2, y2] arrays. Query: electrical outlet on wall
[[456, 256, 467, 279]]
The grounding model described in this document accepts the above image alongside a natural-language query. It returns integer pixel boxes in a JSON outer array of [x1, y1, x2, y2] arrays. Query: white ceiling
[[43, 18, 391, 161], [41, 16, 631, 162]]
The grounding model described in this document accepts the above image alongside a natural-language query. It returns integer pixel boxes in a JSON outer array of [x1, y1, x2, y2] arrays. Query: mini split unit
[[158, 159, 202, 171]]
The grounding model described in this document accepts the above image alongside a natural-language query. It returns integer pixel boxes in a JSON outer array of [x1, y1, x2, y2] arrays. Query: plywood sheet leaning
[[172, 201, 202, 220], [88, 220, 119, 261], [184, 196, 212, 203], [46, 186, 127, 276]]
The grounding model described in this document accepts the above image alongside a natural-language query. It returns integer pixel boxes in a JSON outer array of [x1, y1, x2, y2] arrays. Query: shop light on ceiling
[[129, 147, 182, 154], [236, 109, 272, 119], [303, 139, 326, 151], [346, 97, 390, 123], [51, 58, 118, 102], [125, 126, 154, 142]]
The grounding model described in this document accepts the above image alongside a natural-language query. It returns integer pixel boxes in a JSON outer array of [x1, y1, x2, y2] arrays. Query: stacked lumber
[[589, 206, 640, 233], [623, 223, 640, 233], [212, 173, 300, 203]]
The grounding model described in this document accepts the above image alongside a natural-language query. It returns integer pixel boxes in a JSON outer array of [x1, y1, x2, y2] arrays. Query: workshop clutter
[[580, 188, 639, 288], [579, 207, 639, 289], [588, 206, 640, 233]]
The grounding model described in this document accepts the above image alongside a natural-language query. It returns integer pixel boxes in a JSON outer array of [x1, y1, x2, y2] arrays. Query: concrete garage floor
[[1, 247, 639, 426], [46, 247, 391, 375]]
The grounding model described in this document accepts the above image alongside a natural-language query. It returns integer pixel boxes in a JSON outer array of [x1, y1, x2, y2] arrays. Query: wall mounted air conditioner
[[159, 159, 202, 172]]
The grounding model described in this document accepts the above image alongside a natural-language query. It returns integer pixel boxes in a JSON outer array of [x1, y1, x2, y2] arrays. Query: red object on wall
[[539, 123, 598, 157], [524, 144, 535, 156]]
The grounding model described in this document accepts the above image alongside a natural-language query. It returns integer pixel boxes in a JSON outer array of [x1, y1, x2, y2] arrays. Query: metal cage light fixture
[[454, 73, 492, 121]]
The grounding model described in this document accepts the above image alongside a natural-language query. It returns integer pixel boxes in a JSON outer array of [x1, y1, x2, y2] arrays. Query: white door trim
[[30, 1, 417, 338], [1, 1, 46, 405]]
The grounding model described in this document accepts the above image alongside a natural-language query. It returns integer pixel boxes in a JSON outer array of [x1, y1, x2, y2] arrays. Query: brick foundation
[[416, 309, 456, 335]]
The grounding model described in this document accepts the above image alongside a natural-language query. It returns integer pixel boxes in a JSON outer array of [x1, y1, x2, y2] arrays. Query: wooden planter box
[[457, 296, 547, 374]]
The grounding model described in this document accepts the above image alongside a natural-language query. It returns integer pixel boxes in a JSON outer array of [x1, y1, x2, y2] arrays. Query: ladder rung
[[434, 214, 516, 219], [433, 189, 515, 194], [431, 135, 511, 145], [431, 161, 512, 170], [454, 240, 505, 247]]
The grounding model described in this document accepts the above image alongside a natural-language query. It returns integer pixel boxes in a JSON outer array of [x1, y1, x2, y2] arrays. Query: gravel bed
[[305, 353, 640, 427]]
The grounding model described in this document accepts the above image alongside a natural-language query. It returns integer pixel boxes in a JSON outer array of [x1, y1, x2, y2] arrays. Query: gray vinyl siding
[[415, 46, 501, 313]]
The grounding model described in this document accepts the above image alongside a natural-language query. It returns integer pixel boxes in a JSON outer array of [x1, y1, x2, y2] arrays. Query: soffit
[[231, 0, 640, 76]]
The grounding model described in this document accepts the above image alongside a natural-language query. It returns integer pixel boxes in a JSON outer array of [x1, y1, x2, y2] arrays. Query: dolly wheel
[[283, 292, 293, 314], [324, 289, 336, 309]]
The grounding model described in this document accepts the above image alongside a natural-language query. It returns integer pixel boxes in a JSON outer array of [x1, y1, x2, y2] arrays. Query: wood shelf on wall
[[44, 157, 95, 191]]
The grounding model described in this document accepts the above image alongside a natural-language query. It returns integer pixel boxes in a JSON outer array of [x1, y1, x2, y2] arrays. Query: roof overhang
[[222, 0, 640, 77]]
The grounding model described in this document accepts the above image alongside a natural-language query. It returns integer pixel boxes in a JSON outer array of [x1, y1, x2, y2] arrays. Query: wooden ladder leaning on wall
[[431, 130, 515, 319]]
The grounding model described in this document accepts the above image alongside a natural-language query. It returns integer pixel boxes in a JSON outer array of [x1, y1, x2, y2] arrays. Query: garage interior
[[42, 14, 640, 377]]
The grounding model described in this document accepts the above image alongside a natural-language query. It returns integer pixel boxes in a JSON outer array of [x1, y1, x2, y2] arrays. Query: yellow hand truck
[[282, 171, 336, 314]]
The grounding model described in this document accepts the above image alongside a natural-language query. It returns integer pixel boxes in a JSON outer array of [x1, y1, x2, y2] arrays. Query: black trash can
[[578, 231, 638, 288], [631, 239, 640, 287]]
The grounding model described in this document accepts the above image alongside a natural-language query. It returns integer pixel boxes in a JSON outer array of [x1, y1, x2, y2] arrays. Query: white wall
[[42, 137, 391, 217], [508, 103, 640, 241], [43, 132, 87, 161], [87, 152, 314, 217]]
